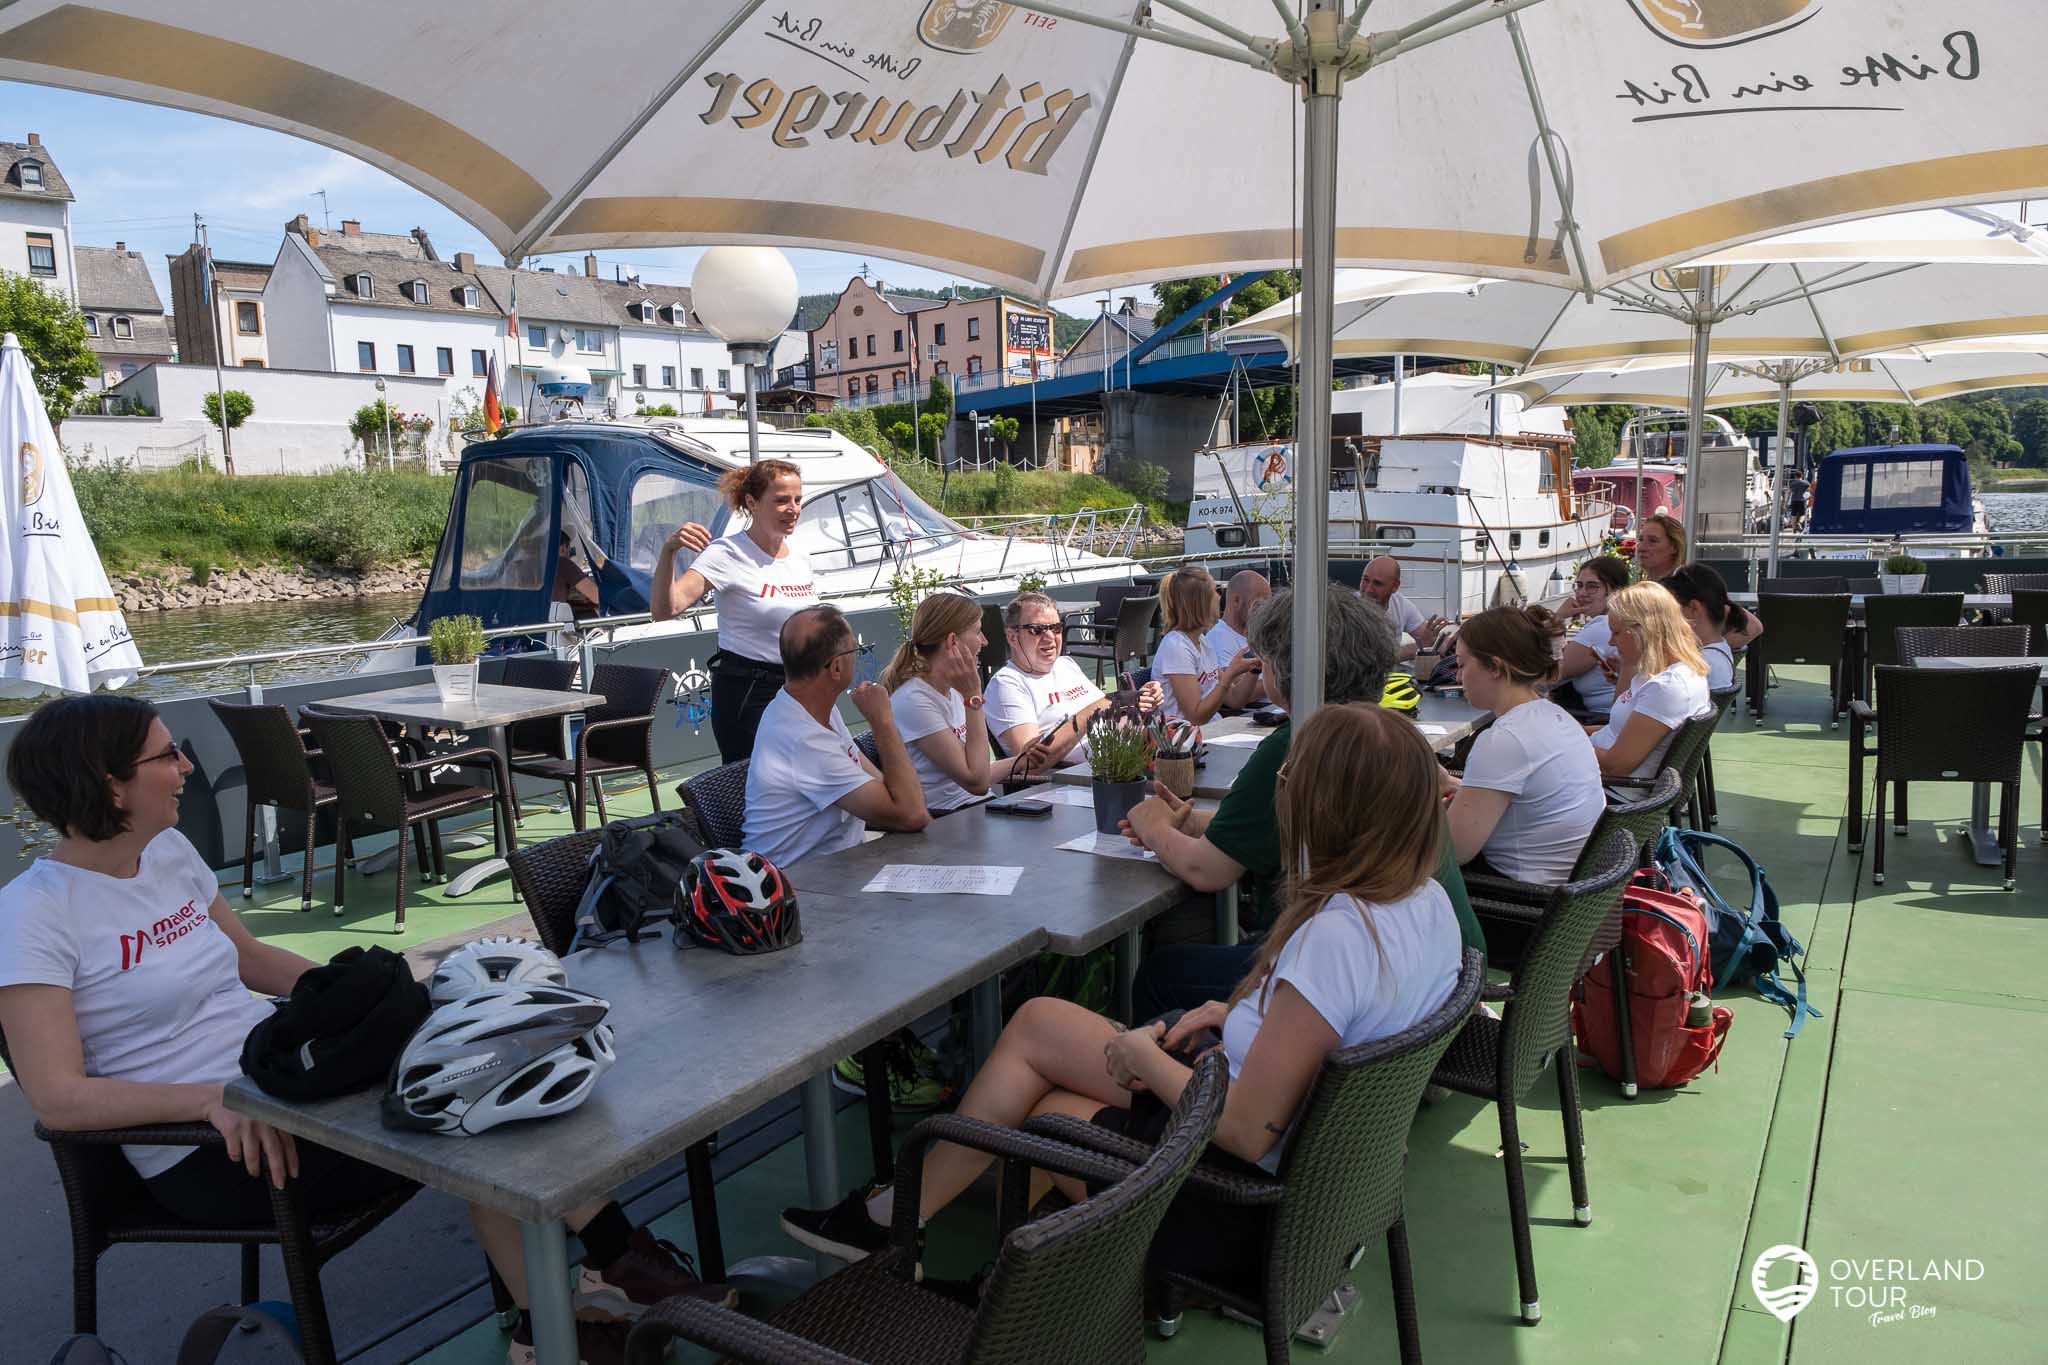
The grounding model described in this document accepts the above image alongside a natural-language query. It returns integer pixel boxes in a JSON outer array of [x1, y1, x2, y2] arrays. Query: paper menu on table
[[1204, 732, 1265, 748], [860, 865, 1024, 896], [1030, 785, 1098, 808], [1057, 832, 1159, 862]]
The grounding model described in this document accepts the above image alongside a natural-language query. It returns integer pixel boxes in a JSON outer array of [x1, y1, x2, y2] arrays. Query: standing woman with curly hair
[[652, 458, 819, 761]]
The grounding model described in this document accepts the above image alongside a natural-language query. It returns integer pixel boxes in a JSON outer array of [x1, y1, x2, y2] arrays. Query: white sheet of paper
[[860, 864, 1025, 896], [1057, 832, 1160, 862], [1205, 732, 1265, 749], [1418, 724, 1449, 736], [1030, 785, 1099, 808]]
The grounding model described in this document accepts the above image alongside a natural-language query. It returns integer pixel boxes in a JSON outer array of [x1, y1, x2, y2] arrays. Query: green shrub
[[186, 558, 212, 587], [428, 614, 485, 664], [202, 389, 254, 431], [1881, 552, 1927, 575]]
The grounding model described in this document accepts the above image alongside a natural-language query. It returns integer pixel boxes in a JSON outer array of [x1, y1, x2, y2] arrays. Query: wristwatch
[[964, 694, 985, 710]]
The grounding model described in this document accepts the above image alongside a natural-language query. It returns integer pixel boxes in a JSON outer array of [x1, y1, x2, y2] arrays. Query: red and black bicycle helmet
[[674, 848, 802, 954]]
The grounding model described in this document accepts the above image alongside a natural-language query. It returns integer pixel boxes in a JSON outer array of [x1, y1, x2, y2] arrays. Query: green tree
[[990, 414, 1020, 458], [0, 270, 99, 425], [202, 389, 254, 431], [886, 420, 915, 451], [917, 410, 949, 452], [1151, 271, 1299, 330], [2011, 397, 2048, 468]]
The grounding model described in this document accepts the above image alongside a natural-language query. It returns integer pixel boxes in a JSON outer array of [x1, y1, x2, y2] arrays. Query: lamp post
[[690, 246, 799, 465], [373, 376, 393, 471]]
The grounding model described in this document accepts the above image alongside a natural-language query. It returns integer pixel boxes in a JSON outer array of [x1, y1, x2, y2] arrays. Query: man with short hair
[[1204, 570, 1270, 704], [1361, 554, 1448, 661], [742, 605, 929, 866], [1123, 587, 1484, 1017]]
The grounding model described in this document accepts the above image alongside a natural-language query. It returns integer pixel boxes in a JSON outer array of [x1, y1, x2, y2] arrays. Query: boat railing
[[1701, 529, 2048, 559], [954, 504, 1152, 557]]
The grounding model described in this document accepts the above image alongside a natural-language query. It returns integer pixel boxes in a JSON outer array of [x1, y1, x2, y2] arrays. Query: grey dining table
[[1907, 655, 2048, 865], [1730, 592, 2009, 612], [228, 884, 1034, 1365], [314, 682, 604, 896]]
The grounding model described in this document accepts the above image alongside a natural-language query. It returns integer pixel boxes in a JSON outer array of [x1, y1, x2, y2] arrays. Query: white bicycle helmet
[[429, 935, 567, 1006], [382, 984, 615, 1136]]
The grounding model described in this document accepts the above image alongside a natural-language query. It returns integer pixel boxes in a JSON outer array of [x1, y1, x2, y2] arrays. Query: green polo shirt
[[1204, 720, 1485, 955]]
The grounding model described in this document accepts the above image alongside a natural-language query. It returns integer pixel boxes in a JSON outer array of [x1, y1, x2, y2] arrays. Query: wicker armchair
[[1694, 685, 1740, 829], [498, 655, 580, 761], [1431, 830, 1639, 1325], [676, 758, 750, 848], [1849, 664, 2039, 890], [1068, 594, 1160, 684], [302, 711, 515, 933], [1858, 593, 1965, 701], [2009, 588, 2048, 656], [624, 1054, 1229, 1365], [208, 700, 339, 914], [0, 1026, 415, 1365], [1466, 772, 1684, 1101], [1982, 571, 2048, 597], [1757, 575, 1847, 595], [507, 662, 669, 830], [1745, 592, 1852, 724], [1023, 948, 1485, 1364]]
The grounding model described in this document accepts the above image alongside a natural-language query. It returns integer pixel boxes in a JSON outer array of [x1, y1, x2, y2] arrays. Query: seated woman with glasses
[[1553, 555, 1631, 715], [884, 593, 1050, 812], [1587, 582, 1712, 779], [780, 703, 1465, 1280], [0, 697, 731, 1364], [984, 592, 1159, 768]]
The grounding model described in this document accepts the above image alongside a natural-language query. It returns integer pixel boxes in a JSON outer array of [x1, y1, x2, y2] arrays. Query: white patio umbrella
[[0, 334, 143, 697], [9, 0, 2048, 718]]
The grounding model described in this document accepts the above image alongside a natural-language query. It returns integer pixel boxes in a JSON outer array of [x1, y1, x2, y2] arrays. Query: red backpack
[[1572, 872, 1732, 1089]]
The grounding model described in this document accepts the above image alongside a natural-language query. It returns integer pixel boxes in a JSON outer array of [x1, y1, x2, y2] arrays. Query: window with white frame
[[236, 301, 261, 335], [18, 160, 43, 189], [83, 315, 98, 337], [112, 316, 132, 339], [632, 364, 647, 386], [26, 232, 56, 276], [527, 323, 547, 348], [690, 367, 705, 388], [575, 328, 603, 353], [354, 273, 373, 297], [661, 365, 676, 387], [406, 280, 428, 304], [460, 285, 478, 308]]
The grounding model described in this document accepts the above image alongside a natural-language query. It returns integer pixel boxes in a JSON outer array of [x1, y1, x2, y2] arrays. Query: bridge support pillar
[[1100, 390, 1225, 500]]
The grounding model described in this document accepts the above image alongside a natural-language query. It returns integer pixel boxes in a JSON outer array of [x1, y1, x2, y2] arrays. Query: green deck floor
[[231, 668, 2045, 1364]]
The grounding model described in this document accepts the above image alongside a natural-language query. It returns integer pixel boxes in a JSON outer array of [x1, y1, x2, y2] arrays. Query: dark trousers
[[1131, 941, 1260, 1021], [709, 653, 783, 763], [146, 1140, 416, 1226]]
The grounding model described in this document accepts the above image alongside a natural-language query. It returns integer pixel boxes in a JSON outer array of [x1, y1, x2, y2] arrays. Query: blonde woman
[[883, 594, 1046, 813], [1588, 582, 1711, 778], [780, 704, 1463, 1269], [1154, 565, 1262, 725]]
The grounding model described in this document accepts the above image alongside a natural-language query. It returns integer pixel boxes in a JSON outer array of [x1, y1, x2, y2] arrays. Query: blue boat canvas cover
[[1807, 445, 1974, 536]]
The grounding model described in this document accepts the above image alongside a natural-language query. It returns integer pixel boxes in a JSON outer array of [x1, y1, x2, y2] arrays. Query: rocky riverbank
[[113, 563, 428, 613]]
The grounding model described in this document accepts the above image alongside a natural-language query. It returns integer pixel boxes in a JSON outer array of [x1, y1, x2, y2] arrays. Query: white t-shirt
[[1382, 589, 1427, 636], [1703, 639, 1736, 693], [0, 831, 273, 1178], [1152, 629, 1220, 724], [689, 531, 820, 665], [890, 676, 978, 812], [1205, 618, 1248, 664], [1592, 661, 1712, 778], [1222, 884, 1462, 1172], [1566, 616, 1619, 712], [1460, 700, 1606, 884], [742, 689, 873, 865], [985, 656, 1104, 758]]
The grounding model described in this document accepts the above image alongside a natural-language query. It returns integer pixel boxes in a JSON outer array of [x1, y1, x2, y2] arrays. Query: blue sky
[[5, 83, 1143, 320]]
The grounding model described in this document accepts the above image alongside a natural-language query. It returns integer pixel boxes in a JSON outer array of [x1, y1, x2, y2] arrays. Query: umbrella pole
[[1680, 268, 1716, 565], [1292, 44, 1340, 722], [1767, 374, 1791, 576]]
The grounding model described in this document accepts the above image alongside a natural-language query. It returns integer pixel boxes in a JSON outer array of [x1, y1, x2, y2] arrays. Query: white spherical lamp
[[691, 246, 798, 362]]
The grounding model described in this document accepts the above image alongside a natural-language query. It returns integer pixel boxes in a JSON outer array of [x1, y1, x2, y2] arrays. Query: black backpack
[[572, 811, 708, 947]]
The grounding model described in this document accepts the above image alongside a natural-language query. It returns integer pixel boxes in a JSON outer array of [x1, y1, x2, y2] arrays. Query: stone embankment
[[113, 564, 428, 613]]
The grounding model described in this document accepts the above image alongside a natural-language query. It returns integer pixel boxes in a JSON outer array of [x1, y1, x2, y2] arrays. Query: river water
[[86, 491, 2048, 704]]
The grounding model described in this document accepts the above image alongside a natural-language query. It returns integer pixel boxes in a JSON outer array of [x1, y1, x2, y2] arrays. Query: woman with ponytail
[[1660, 563, 1749, 690], [884, 594, 1046, 812], [1444, 605, 1605, 883]]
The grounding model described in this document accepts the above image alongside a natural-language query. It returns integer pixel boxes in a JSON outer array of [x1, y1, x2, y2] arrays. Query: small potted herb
[[428, 615, 485, 703], [1879, 553, 1927, 596], [1086, 707, 1156, 836]]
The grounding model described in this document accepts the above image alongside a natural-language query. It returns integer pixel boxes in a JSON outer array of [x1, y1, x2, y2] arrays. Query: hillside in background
[[794, 285, 1090, 352]]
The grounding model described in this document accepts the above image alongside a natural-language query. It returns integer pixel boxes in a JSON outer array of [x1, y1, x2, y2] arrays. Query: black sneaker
[[780, 1184, 893, 1261]]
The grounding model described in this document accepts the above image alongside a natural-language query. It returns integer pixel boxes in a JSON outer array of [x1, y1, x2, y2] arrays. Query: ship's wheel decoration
[[673, 666, 712, 729]]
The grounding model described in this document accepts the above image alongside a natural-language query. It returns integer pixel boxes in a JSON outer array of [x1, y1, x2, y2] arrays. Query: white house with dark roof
[[1, 133, 76, 302], [75, 244, 171, 388], [260, 216, 508, 410]]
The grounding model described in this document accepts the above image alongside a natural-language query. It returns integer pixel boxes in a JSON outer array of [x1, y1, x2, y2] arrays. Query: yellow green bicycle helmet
[[1377, 672, 1420, 714]]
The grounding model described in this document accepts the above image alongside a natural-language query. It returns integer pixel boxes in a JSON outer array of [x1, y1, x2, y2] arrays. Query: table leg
[[1117, 927, 1140, 1023], [1965, 782, 2002, 866], [444, 723, 517, 897], [802, 1072, 844, 1275], [519, 1218, 577, 1365], [969, 979, 1002, 1068], [1215, 885, 1240, 947]]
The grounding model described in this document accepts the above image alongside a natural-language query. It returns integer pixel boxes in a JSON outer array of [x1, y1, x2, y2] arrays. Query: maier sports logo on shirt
[[759, 581, 816, 599], [117, 897, 207, 971], [1048, 683, 1092, 704]]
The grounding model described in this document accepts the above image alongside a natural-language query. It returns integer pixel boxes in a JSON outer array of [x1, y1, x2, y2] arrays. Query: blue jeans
[[1131, 941, 1260, 1022]]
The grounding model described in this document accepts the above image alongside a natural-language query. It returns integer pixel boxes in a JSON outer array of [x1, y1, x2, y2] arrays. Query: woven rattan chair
[[1849, 664, 2039, 890], [2008, 587, 2048, 656], [1858, 594, 1965, 700], [303, 711, 515, 933], [1982, 572, 2048, 598], [624, 1054, 1229, 1365], [507, 662, 669, 830], [1745, 592, 1852, 724], [0, 1025, 415, 1365], [676, 759, 750, 848], [1068, 594, 1160, 684], [1022, 948, 1486, 1364], [1694, 686, 1740, 828], [1466, 771, 1684, 1101], [209, 700, 340, 914], [978, 603, 1009, 683], [1431, 830, 1638, 1324], [498, 655, 580, 769], [1893, 624, 2031, 667], [853, 729, 881, 766], [1758, 575, 1848, 595]]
